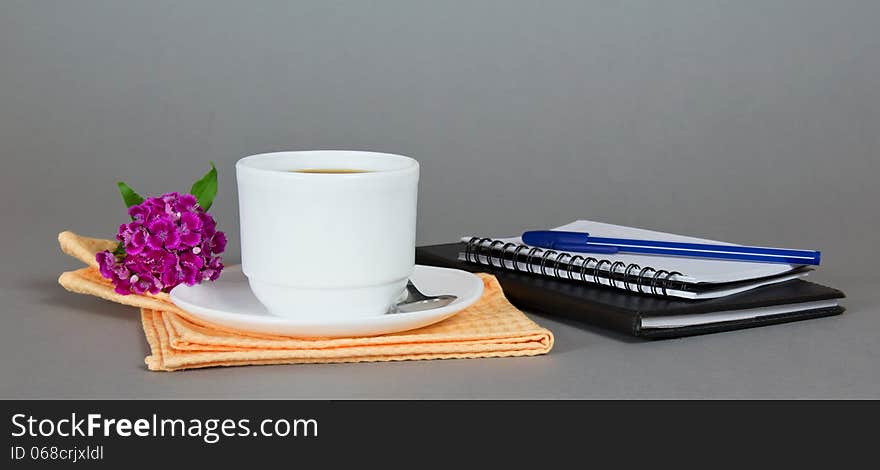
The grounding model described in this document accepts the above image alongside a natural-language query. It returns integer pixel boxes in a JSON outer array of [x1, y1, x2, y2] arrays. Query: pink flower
[[174, 194, 199, 213], [177, 212, 202, 247], [206, 231, 226, 255], [119, 222, 148, 255], [96, 251, 117, 279], [95, 192, 225, 295], [128, 204, 151, 223], [147, 218, 181, 250], [202, 257, 223, 282], [130, 272, 162, 295]]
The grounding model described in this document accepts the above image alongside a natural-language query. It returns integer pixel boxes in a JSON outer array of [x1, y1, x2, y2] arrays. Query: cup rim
[[236, 150, 418, 178]]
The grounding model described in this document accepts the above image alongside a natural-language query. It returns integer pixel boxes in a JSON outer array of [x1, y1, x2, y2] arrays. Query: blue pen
[[521, 230, 821, 265]]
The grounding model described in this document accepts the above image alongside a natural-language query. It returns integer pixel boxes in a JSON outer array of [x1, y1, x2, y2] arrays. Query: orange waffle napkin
[[57, 231, 554, 371]]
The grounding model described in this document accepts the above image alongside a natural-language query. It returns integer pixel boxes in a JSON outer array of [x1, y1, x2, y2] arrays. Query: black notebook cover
[[416, 243, 846, 339]]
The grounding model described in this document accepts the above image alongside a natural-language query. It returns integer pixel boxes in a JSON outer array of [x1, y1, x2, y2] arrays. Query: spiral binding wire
[[463, 237, 686, 296]]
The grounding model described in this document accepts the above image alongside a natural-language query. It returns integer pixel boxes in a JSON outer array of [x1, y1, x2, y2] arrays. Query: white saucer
[[169, 264, 484, 338]]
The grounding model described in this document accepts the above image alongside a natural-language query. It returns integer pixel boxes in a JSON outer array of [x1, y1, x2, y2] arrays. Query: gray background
[[1, 0, 877, 398]]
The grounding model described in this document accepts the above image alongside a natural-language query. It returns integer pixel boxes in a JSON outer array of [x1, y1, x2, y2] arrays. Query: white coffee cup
[[236, 151, 419, 319]]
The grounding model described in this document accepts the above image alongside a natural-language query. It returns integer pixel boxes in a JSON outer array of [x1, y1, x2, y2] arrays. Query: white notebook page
[[641, 300, 839, 328]]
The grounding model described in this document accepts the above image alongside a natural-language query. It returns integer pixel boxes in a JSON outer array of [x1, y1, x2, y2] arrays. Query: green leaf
[[190, 161, 218, 211], [113, 241, 126, 258], [117, 181, 144, 209]]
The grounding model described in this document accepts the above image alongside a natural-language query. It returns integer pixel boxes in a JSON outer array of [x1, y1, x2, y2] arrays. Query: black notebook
[[416, 243, 845, 339]]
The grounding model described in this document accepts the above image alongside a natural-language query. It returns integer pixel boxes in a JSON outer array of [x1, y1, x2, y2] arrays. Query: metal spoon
[[390, 280, 458, 314]]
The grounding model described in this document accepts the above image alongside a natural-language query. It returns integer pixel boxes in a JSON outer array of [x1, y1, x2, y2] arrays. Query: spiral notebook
[[416, 241, 844, 338], [459, 220, 812, 300]]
